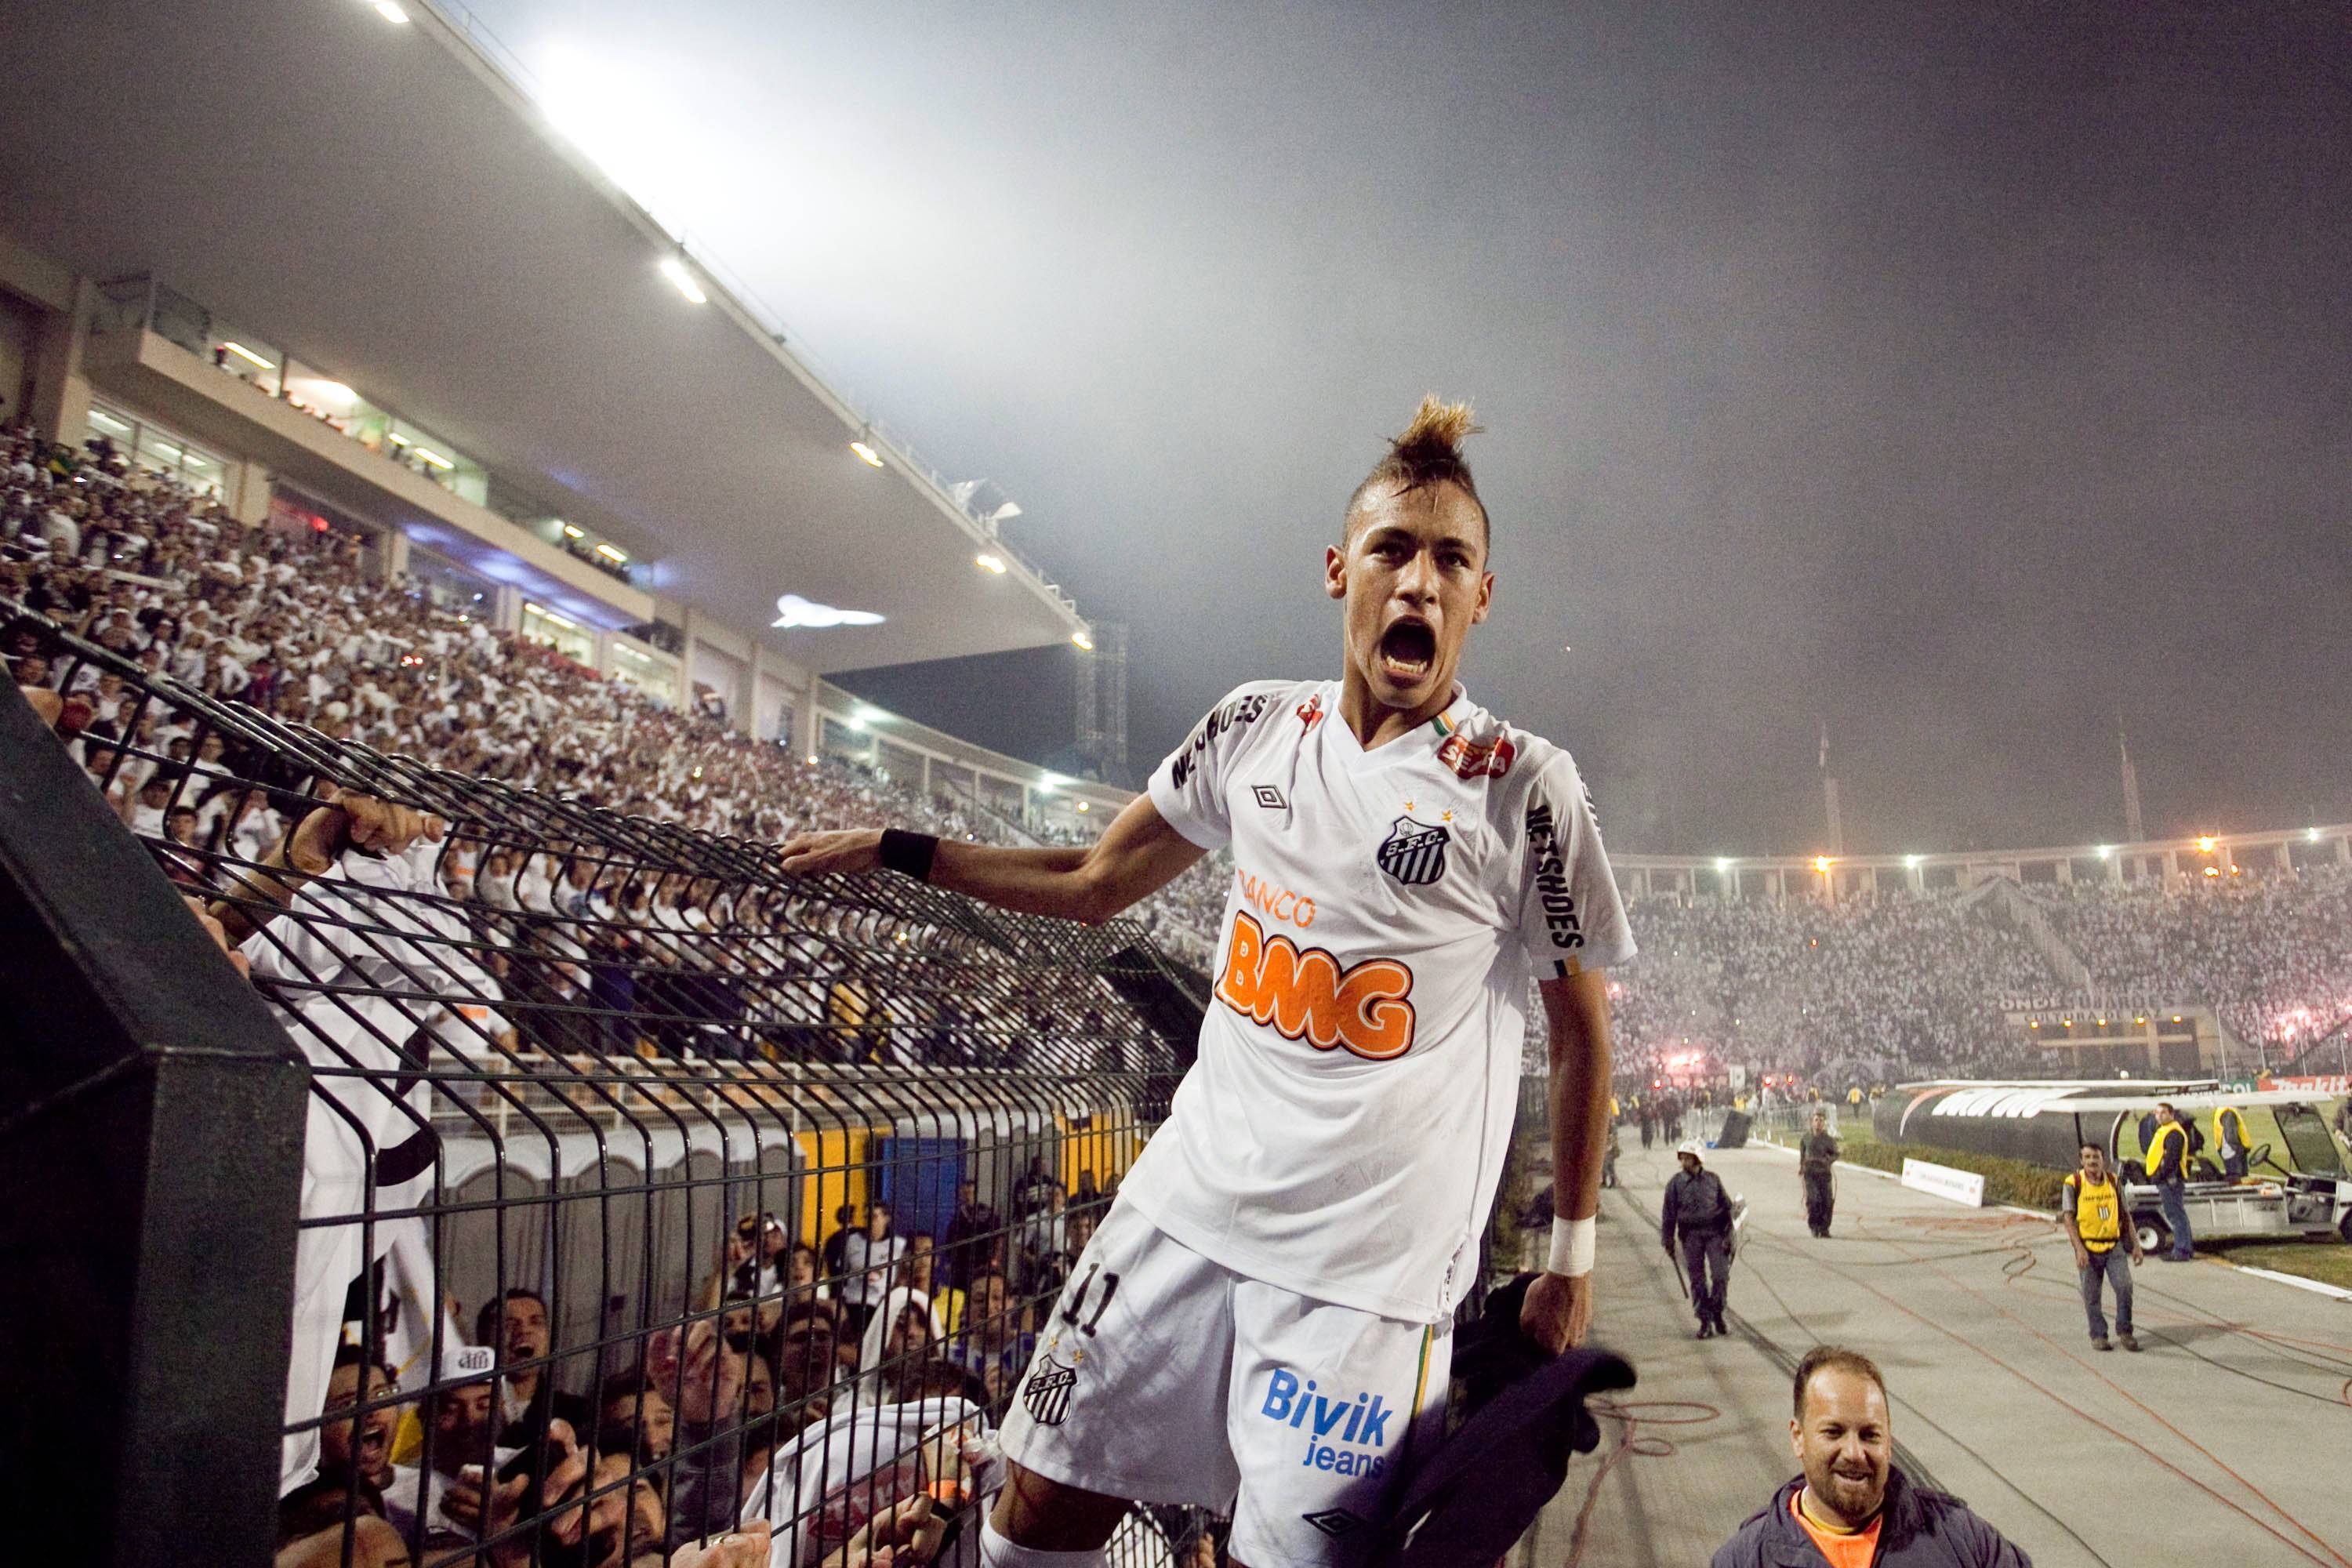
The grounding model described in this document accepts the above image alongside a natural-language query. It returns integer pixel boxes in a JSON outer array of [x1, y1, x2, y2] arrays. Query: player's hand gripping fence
[[5, 606, 1226, 1567]]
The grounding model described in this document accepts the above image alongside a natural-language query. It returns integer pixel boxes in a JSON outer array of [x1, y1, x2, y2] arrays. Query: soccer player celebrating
[[779, 397, 1634, 1567]]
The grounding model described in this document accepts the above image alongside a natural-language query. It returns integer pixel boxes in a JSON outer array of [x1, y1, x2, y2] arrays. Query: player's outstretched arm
[[1522, 968, 1613, 1353], [776, 792, 1207, 926]]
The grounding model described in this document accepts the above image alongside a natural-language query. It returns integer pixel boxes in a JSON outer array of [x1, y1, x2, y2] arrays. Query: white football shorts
[[996, 1196, 1451, 1567]]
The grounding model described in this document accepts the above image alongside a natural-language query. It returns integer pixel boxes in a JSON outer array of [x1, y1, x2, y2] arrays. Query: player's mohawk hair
[[1345, 394, 1490, 543]]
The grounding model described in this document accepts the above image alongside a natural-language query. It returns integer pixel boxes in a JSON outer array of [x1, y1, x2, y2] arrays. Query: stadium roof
[[0, 0, 1085, 675]]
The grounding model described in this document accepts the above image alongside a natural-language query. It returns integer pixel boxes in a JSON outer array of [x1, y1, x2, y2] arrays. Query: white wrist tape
[[1548, 1214, 1596, 1277]]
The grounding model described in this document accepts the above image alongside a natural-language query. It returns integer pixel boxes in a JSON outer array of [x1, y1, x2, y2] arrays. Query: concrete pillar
[[379, 527, 411, 579], [2163, 850, 2180, 884], [1906, 863, 1926, 894], [2337, 836, 2351, 867], [2109, 854, 2125, 885], [792, 670, 821, 763], [493, 585, 521, 633], [739, 644, 764, 738], [2056, 858, 2074, 885], [228, 459, 272, 527], [27, 277, 93, 448], [921, 753, 932, 795]]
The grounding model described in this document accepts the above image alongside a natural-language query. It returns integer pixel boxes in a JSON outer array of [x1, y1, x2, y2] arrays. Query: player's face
[[1327, 480, 1491, 715]]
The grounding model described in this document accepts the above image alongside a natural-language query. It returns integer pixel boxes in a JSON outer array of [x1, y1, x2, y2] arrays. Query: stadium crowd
[[1, 419, 1215, 988], [2030, 870, 2352, 1053]]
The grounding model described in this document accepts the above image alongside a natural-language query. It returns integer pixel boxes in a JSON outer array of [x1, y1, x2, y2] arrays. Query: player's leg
[[1222, 1283, 1452, 1566], [992, 1197, 1242, 1558]]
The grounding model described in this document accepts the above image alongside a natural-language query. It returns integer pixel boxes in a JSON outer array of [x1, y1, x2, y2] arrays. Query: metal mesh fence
[[12, 605, 1223, 1567]]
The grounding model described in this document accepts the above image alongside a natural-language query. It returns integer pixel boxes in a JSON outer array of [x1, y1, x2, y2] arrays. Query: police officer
[[2214, 1102, 2251, 1180], [2144, 1102, 2197, 1261], [2061, 1140, 2143, 1351], [1663, 1140, 1735, 1339], [1798, 1109, 1840, 1239]]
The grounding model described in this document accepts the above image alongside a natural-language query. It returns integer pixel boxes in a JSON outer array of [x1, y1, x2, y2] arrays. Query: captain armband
[[1548, 1214, 1596, 1277]]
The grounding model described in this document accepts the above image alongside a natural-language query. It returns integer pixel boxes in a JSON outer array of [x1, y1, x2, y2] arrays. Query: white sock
[[979, 1510, 1109, 1568]]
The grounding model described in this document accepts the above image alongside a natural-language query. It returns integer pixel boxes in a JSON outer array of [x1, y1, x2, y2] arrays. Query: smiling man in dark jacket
[[1712, 1346, 2031, 1567]]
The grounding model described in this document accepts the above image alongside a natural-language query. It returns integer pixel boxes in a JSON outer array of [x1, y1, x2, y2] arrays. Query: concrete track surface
[[1514, 1140, 2352, 1567]]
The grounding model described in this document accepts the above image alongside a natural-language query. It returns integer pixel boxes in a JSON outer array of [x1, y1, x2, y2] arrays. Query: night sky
[[473, 0, 2350, 855]]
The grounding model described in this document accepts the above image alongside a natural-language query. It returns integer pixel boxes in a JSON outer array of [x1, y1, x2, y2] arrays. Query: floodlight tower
[[1074, 622, 1129, 785]]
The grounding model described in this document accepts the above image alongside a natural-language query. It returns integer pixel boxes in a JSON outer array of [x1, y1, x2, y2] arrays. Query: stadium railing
[[2, 606, 1218, 1566]]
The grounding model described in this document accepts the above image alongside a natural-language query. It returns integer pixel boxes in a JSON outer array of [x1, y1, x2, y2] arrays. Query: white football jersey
[[1127, 680, 1635, 1322]]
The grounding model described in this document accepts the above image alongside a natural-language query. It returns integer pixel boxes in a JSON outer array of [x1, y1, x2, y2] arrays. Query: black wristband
[[877, 829, 939, 883]]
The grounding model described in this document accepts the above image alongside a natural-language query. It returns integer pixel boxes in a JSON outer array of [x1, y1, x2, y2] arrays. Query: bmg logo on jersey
[[1216, 912, 1416, 1060], [1260, 1370, 1395, 1478]]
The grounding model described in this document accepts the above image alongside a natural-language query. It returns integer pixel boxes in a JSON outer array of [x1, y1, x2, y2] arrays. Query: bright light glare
[[1903, 854, 1922, 869], [372, 1, 409, 23], [1813, 855, 1833, 874], [409, 446, 455, 470], [2095, 845, 2112, 859], [771, 593, 884, 629], [658, 256, 707, 304], [221, 341, 276, 371], [594, 544, 628, 562], [1715, 857, 1733, 873], [560, 523, 583, 538], [849, 440, 884, 468], [975, 554, 1007, 575], [2196, 835, 2217, 853], [1076, 802, 1090, 813], [1070, 630, 1094, 651]]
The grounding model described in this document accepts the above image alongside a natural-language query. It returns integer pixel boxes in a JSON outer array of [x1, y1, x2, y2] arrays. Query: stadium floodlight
[[1076, 801, 1090, 813], [771, 593, 884, 629], [409, 446, 455, 470], [849, 429, 885, 468], [1714, 857, 1733, 873], [593, 544, 627, 563], [658, 256, 708, 305], [1903, 854, 1923, 869], [2095, 845, 2113, 859], [2310, 827, 2323, 842], [1070, 630, 1094, 651], [2195, 835, 2217, 853], [370, 0, 410, 22], [975, 553, 1008, 575], [1813, 855, 1833, 874], [220, 341, 275, 371]]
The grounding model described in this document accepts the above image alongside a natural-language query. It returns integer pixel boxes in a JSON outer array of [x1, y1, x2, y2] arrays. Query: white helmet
[[1677, 1139, 1705, 1160]]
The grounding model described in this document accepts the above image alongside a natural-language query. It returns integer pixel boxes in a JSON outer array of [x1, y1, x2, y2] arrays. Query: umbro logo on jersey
[[1377, 815, 1450, 886], [1022, 1354, 1076, 1426], [1253, 784, 1287, 810]]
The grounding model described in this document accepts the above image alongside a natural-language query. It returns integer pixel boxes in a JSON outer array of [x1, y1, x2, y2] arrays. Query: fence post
[[0, 688, 308, 1565]]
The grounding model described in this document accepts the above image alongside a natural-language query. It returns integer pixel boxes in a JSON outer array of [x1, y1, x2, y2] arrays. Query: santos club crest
[[1022, 1355, 1077, 1426], [1377, 815, 1450, 886]]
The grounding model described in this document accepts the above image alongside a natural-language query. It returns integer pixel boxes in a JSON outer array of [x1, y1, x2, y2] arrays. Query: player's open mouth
[[1377, 619, 1436, 682]]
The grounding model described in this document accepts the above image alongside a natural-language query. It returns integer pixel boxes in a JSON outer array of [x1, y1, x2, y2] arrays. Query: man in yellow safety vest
[[2060, 1142, 2143, 1351], [2144, 1102, 2197, 1261], [2214, 1103, 2251, 1180]]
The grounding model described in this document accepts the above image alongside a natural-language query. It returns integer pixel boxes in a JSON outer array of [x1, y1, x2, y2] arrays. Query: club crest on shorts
[[1377, 815, 1450, 886], [1022, 1354, 1077, 1426]]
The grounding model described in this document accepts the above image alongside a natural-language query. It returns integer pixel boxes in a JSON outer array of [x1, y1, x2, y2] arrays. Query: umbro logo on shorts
[[1022, 1355, 1076, 1426], [1300, 1508, 1363, 1538], [1253, 785, 1287, 810]]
